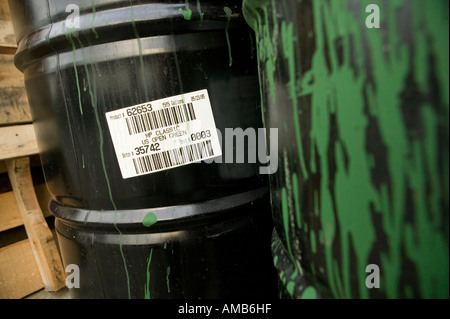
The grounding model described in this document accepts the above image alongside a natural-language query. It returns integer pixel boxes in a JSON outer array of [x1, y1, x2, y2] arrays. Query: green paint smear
[[142, 212, 157, 228], [224, 7, 233, 67], [179, 0, 193, 21]]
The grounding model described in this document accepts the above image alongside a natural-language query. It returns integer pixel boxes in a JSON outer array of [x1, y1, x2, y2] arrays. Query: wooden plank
[[0, 20, 16, 54], [0, 190, 21, 232], [35, 184, 53, 218], [0, 0, 11, 21], [5, 157, 65, 291], [0, 184, 52, 232], [0, 124, 39, 160], [0, 239, 44, 299], [0, 54, 32, 125], [0, 54, 24, 87], [0, 155, 41, 174], [0, 87, 31, 125]]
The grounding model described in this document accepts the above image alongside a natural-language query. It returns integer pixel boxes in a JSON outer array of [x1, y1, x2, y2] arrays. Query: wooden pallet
[[0, 0, 66, 299]]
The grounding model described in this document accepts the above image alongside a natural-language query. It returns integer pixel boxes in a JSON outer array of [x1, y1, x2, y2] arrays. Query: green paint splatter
[[224, 7, 233, 67], [281, 19, 308, 179], [142, 212, 157, 228], [301, 286, 318, 299], [179, 0, 193, 21], [244, 0, 448, 299], [286, 281, 295, 296]]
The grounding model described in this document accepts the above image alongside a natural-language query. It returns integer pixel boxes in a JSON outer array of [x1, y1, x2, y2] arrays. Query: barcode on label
[[132, 140, 214, 175], [125, 103, 197, 135]]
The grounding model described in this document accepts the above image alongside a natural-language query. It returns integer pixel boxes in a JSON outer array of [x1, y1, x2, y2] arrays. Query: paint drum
[[244, 0, 449, 298], [53, 189, 275, 298], [10, 0, 278, 298]]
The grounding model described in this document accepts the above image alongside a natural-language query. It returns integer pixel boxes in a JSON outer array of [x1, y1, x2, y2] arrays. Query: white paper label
[[105, 89, 222, 179]]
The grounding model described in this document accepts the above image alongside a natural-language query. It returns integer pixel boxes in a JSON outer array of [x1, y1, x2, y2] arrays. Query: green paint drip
[[72, 34, 131, 299], [64, 26, 83, 116], [82, 154, 85, 169], [179, 0, 193, 20], [196, 0, 204, 26], [130, 5, 149, 101], [141, 213, 158, 297], [286, 281, 295, 296], [224, 7, 233, 67], [249, 29, 255, 59], [142, 212, 157, 228], [91, 0, 99, 39], [243, 1, 277, 104], [166, 266, 171, 294], [144, 248, 153, 299]]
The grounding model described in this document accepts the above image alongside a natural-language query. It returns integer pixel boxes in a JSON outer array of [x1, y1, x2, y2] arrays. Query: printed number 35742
[[135, 143, 160, 155]]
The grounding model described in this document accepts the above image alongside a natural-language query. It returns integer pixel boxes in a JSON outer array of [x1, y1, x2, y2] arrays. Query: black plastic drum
[[10, 0, 278, 298]]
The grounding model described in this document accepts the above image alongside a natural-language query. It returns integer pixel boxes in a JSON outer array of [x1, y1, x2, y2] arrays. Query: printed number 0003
[[191, 130, 211, 142]]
